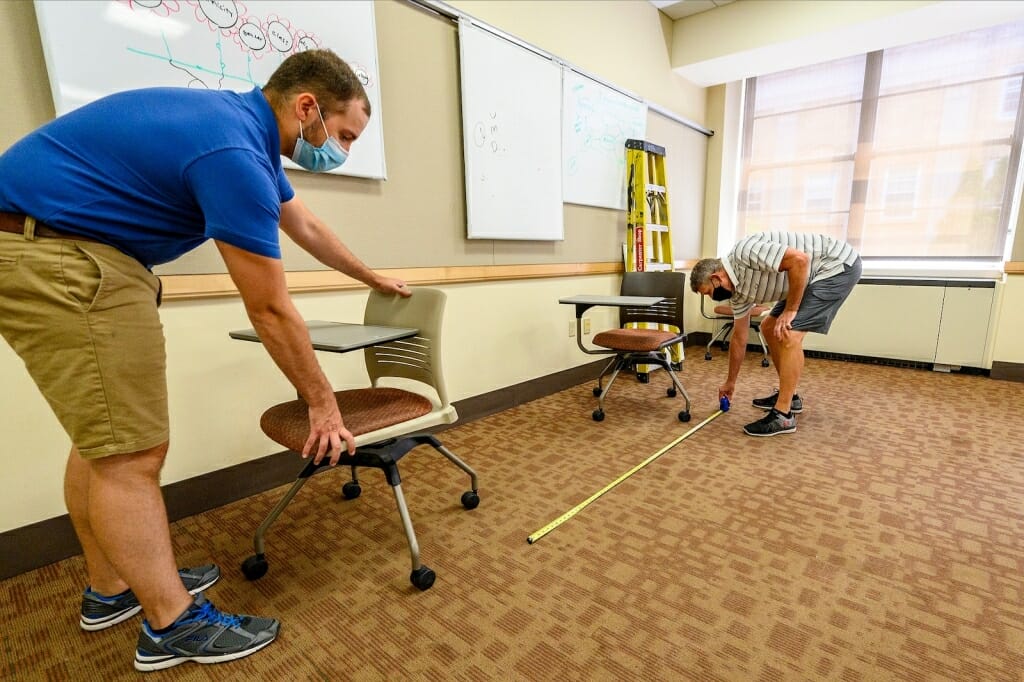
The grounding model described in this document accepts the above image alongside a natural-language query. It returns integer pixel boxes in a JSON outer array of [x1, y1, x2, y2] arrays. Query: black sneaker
[[134, 594, 278, 672], [743, 408, 797, 437], [752, 389, 803, 413], [80, 564, 221, 632]]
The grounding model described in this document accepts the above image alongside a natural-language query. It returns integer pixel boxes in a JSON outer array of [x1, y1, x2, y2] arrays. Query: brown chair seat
[[593, 328, 683, 353], [261, 388, 433, 453]]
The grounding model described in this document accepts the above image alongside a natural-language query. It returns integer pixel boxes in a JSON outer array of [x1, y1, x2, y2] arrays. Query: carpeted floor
[[2, 354, 1024, 681]]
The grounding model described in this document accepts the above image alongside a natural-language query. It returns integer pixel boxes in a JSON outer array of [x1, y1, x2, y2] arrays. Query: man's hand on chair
[[374, 276, 412, 298], [303, 401, 356, 466]]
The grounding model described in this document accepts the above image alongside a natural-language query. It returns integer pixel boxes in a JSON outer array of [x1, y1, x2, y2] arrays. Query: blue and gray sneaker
[[80, 564, 221, 632], [134, 593, 279, 672]]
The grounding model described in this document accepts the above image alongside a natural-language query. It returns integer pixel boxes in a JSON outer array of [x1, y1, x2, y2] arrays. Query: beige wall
[[672, 1, 936, 72], [0, 0, 707, 532]]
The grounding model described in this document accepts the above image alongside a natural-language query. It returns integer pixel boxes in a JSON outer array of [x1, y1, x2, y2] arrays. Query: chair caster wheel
[[667, 387, 677, 397], [241, 554, 268, 581], [637, 373, 650, 384], [461, 490, 480, 509], [411, 566, 436, 591], [761, 358, 770, 367], [721, 341, 730, 351], [678, 411, 691, 422], [592, 409, 605, 422], [704, 353, 712, 361], [592, 387, 602, 397], [342, 481, 362, 499]]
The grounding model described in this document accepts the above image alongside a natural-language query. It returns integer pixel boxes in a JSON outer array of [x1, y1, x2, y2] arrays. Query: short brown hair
[[263, 49, 370, 116]]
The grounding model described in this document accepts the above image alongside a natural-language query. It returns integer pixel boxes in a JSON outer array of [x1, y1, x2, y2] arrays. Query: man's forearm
[[248, 303, 336, 408], [288, 219, 381, 289], [784, 273, 808, 313], [727, 326, 748, 382], [779, 250, 811, 313]]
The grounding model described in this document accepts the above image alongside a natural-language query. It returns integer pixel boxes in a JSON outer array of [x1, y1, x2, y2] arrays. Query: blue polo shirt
[[0, 87, 294, 267]]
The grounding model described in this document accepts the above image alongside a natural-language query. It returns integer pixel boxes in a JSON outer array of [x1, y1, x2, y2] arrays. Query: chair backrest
[[618, 271, 686, 331], [363, 288, 449, 407]]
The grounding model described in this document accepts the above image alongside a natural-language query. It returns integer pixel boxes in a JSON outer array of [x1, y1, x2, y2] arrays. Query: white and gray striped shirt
[[722, 232, 859, 318]]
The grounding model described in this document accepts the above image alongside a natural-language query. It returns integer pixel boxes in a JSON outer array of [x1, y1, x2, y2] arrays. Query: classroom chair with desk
[[234, 288, 479, 591], [561, 271, 692, 423], [700, 295, 771, 367]]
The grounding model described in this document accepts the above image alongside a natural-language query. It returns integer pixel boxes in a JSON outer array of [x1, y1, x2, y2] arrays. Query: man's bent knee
[[87, 442, 169, 479]]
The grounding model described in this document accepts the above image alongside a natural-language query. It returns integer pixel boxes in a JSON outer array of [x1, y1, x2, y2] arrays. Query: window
[[745, 177, 763, 213], [882, 166, 918, 220], [1001, 75, 1022, 119], [738, 21, 1024, 259], [804, 172, 837, 216]]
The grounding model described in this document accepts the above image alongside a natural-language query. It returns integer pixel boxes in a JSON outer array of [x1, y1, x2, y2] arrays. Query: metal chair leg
[[252, 476, 312, 556], [596, 356, 628, 412], [706, 322, 733, 356], [434, 443, 478, 492], [391, 482, 422, 571]]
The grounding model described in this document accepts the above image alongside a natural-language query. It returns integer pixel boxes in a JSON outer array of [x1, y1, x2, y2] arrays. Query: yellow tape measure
[[526, 407, 727, 544]]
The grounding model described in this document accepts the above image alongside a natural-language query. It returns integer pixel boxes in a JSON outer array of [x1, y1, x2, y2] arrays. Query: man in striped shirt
[[690, 232, 862, 437]]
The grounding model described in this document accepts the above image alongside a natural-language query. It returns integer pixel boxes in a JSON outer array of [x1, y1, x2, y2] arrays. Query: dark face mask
[[711, 285, 733, 301]]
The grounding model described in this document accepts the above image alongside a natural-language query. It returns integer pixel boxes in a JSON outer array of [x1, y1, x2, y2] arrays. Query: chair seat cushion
[[592, 328, 684, 352], [261, 387, 433, 452]]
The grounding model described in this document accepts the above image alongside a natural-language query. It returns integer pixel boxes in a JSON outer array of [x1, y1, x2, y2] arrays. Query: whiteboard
[[33, 0, 386, 180], [562, 69, 647, 210], [458, 20, 563, 240]]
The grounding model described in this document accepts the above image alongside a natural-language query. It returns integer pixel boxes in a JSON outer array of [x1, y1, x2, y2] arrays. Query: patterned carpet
[[2, 354, 1024, 681]]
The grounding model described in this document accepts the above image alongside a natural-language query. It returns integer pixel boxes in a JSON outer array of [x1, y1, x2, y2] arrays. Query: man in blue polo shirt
[[0, 49, 407, 672]]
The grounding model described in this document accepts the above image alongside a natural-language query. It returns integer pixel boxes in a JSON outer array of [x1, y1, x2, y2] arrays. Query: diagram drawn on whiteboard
[[565, 80, 645, 177], [117, 0, 371, 91]]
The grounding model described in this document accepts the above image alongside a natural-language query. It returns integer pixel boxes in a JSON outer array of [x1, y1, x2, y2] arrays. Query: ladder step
[[645, 184, 666, 194], [645, 262, 674, 272], [645, 224, 669, 233]]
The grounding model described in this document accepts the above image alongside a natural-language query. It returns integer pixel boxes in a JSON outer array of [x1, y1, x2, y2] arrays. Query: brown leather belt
[[0, 211, 103, 244]]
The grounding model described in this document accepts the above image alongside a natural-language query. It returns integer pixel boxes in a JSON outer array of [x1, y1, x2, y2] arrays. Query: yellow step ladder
[[624, 138, 682, 374], [625, 139, 673, 273]]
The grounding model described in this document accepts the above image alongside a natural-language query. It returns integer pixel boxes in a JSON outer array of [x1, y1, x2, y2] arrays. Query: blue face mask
[[291, 104, 348, 172]]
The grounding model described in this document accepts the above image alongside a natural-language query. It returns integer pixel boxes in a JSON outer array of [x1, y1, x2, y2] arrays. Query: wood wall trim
[[1006, 262, 1024, 274], [160, 262, 624, 301]]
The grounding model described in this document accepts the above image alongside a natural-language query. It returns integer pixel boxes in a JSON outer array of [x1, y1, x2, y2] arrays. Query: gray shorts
[[770, 257, 862, 334]]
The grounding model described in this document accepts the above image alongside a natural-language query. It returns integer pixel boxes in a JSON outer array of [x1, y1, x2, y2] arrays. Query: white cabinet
[[935, 286, 994, 367], [801, 281, 994, 368]]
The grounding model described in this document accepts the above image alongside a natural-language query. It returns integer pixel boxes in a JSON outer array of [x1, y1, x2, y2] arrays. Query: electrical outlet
[[568, 320, 575, 337], [582, 318, 592, 335]]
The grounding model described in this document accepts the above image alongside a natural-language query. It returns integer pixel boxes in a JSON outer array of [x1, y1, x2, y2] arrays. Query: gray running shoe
[[752, 389, 803, 413], [743, 409, 797, 437], [134, 593, 279, 672], [80, 564, 221, 632]]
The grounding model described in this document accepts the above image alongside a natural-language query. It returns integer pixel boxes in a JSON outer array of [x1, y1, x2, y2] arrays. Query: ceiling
[[649, 0, 735, 21]]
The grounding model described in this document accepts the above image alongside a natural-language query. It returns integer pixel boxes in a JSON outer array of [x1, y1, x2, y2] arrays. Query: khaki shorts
[[0, 231, 168, 459]]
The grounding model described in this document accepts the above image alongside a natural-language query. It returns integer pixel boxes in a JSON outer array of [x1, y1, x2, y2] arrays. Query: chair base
[[704, 321, 771, 367], [242, 433, 478, 591], [591, 349, 692, 422]]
